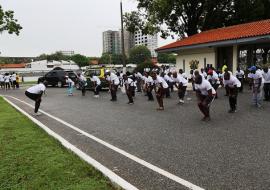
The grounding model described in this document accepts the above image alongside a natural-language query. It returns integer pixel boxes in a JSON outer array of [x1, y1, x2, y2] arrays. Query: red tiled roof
[[0, 63, 26, 68], [157, 19, 270, 51]]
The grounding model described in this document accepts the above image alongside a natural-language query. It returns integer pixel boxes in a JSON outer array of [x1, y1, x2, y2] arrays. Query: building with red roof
[[156, 19, 270, 74], [0, 63, 26, 69]]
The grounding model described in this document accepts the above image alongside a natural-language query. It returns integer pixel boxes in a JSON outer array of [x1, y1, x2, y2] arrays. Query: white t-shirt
[[164, 74, 174, 83], [110, 73, 120, 85], [90, 76, 101, 85], [179, 73, 188, 79], [262, 70, 270, 84], [124, 78, 135, 88], [4, 75, 10, 83], [207, 74, 219, 84], [27, 83, 46, 94], [250, 71, 263, 87], [224, 75, 241, 88], [79, 75, 86, 82], [11, 74, 16, 81], [235, 70, 245, 79], [145, 76, 154, 86], [154, 76, 169, 88], [0, 74, 4, 82], [66, 78, 74, 86], [173, 75, 188, 87], [195, 80, 216, 96], [135, 72, 143, 79]]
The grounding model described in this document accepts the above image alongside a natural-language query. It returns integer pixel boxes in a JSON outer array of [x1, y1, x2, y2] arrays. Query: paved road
[[1, 87, 270, 190]]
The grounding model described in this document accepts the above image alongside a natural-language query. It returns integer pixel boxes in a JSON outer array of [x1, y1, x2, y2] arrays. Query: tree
[[71, 54, 89, 67], [124, 0, 270, 39], [157, 53, 176, 64], [129, 45, 151, 65], [0, 5, 22, 35], [38, 52, 70, 61], [100, 53, 111, 64]]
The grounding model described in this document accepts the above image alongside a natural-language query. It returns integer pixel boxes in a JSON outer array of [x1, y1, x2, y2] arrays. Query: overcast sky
[[0, 0, 174, 57]]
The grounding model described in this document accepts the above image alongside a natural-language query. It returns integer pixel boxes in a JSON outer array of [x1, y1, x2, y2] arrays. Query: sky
[[0, 0, 174, 57]]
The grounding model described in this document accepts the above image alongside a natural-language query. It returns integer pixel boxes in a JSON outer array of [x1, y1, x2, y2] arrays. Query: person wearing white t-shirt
[[123, 74, 135, 104], [0, 73, 4, 89], [152, 72, 168, 110], [4, 73, 11, 90], [144, 72, 154, 101], [200, 68, 207, 79], [90, 73, 101, 98], [194, 73, 216, 121], [106, 71, 120, 101], [224, 71, 241, 113], [135, 71, 143, 92], [172, 72, 188, 104], [65, 76, 75, 96], [78, 73, 87, 96], [25, 79, 46, 115], [235, 67, 245, 92], [179, 69, 188, 80], [207, 69, 220, 98], [262, 67, 270, 101], [249, 66, 263, 107]]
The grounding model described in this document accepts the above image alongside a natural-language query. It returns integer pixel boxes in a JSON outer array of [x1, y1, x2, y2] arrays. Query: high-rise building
[[134, 31, 158, 57], [119, 30, 135, 57], [103, 30, 121, 55]]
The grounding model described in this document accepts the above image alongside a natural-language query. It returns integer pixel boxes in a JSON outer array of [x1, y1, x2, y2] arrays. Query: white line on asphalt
[[2, 96, 138, 190], [5, 95, 205, 190]]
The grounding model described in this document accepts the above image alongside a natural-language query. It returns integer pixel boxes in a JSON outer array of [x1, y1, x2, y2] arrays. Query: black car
[[39, 69, 78, 87]]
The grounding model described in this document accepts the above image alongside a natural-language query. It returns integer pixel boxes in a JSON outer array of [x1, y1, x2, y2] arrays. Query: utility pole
[[120, 1, 126, 73]]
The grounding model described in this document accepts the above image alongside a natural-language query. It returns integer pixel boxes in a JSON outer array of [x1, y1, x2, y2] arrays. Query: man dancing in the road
[[105, 70, 120, 101], [194, 72, 216, 121], [25, 78, 46, 116], [152, 72, 168, 111]]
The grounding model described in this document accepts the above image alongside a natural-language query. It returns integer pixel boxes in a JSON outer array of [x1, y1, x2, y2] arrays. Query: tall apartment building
[[134, 31, 158, 57], [103, 30, 121, 55]]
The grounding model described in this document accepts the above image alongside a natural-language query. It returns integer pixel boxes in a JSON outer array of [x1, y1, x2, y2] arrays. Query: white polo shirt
[[262, 70, 270, 84], [173, 75, 188, 87], [0, 74, 4, 82], [195, 80, 216, 96], [124, 78, 135, 88], [110, 73, 120, 85], [27, 83, 46, 94], [154, 76, 169, 88], [4, 75, 10, 83], [90, 76, 101, 85], [164, 74, 174, 83], [224, 75, 241, 88], [235, 70, 245, 79]]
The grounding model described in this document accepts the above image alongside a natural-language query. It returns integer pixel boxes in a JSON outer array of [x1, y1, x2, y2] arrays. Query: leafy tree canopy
[[70, 54, 89, 67], [0, 5, 22, 35], [129, 45, 151, 65], [157, 53, 176, 64], [124, 0, 270, 38]]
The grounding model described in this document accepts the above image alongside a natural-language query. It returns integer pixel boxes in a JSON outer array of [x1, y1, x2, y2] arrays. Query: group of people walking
[[0, 72, 20, 90], [24, 65, 270, 121]]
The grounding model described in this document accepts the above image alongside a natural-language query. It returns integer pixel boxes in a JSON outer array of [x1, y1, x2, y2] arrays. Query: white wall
[[175, 47, 216, 75]]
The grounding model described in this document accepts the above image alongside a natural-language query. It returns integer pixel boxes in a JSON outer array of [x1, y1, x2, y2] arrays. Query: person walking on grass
[[78, 73, 87, 96], [152, 72, 168, 111], [262, 67, 270, 101], [249, 66, 263, 108], [194, 73, 216, 121], [25, 78, 46, 116], [65, 76, 74, 96], [90, 73, 101, 98], [172, 71, 188, 104], [123, 74, 135, 105], [223, 71, 241, 113]]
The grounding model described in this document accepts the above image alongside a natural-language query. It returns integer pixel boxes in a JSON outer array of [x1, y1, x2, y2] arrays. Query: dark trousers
[[156, 88, 165, 108], [165, 88, 171, 98], [136, 78, 142, 92], [110, 85, 118, 101], [94, 85, 101, 95], [126, 87, 134, 103], [198, 95, 215, 117], [25, 91, 42, 113], [147, 86, 154, 100], [178, 86, 187, 100], [168, 81, 174, 92], [237, 77, 244, 92], [81, 86, 86, 96], [264, 83, 270, 101], [228, 88, 238, 110], [5, 82, 10, 89]]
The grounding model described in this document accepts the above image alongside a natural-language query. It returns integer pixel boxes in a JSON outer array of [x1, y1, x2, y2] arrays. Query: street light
[[120, 0, 126, 73]]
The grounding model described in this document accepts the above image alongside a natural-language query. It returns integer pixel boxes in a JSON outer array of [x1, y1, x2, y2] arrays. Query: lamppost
[[120, 0, 126, 73]]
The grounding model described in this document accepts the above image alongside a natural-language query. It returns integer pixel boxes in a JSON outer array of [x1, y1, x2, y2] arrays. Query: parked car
[[39, 69, 78, 87]]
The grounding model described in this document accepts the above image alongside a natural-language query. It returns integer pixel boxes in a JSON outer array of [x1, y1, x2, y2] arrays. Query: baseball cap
[[248, 66, 256, 71]]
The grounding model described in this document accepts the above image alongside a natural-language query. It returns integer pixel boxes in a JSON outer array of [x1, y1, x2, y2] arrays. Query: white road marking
[[4, 95, 205, 190], [2, 96, 138, 190]]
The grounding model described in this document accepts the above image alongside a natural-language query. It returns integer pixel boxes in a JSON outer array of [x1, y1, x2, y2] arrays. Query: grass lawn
[[0, 97, 117, 190]]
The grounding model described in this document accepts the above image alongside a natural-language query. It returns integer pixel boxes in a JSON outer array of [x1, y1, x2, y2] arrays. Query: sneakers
[[33, 112, 42, 116], [127, 102, 134, 105], [94, 95, 99, 98], [228, 109, 237, 113], [179, 99, 185, 104]]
